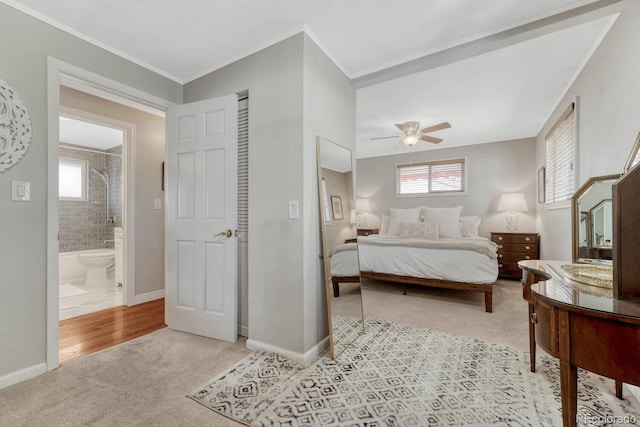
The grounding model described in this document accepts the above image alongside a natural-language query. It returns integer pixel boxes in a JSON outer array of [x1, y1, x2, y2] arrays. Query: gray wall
[[0, 2, 180, 379], [536, 3, 640, 260], [322, 168, 355, 249], [184, 33, 355, 358], [60, 87, 166, 297], [357, 138, 537, 237]]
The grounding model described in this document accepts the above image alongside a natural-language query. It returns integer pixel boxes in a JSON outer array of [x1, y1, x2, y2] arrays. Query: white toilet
[[78, 249, 116, 285]]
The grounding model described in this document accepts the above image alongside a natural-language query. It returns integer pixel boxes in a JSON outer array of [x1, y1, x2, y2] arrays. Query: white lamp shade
[[497, 193, 528, 212], [356, 198, 372, 213]]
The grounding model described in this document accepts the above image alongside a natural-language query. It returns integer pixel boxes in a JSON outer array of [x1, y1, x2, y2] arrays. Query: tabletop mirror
[[316, 136, 364, 359], [624, 131, 640, 173], [572, 174, 620, 264], [566, 174, 620, 288]]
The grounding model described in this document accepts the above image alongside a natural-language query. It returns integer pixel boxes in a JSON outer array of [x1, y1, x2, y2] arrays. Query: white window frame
[[321, 177, 332, 225], [59, 157, 87, 201], [545, 103, 576, 207], [395, 158, 466, 198]]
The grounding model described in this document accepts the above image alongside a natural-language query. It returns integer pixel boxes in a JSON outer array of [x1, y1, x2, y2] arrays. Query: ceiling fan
[[371, 121, 452, 147]]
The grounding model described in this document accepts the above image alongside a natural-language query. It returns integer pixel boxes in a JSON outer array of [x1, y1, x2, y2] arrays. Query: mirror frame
[[624, 131, 640, 174], [316, 136, 363, 359], [571, 174, 621, 264]]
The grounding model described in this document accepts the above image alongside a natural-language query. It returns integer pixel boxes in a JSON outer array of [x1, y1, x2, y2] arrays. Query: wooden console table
[[519, 260, 640, 426]]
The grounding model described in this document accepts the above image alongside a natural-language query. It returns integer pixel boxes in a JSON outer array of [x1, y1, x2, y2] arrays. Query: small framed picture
[[538, 167, 545, 204], [331, 196, 343, 220]]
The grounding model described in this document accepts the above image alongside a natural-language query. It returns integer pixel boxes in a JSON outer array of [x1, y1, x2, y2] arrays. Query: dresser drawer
[[498, 252, 536, 262], [496, 242, 538, 253], [492, 233, 537, 244]]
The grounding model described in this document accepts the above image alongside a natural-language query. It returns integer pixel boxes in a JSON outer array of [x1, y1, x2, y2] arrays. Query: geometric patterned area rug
[[189, 319, 640, 426]]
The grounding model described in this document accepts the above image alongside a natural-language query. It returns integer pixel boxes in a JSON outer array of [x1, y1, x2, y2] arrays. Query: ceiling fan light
[[402, 134, 420, 146]]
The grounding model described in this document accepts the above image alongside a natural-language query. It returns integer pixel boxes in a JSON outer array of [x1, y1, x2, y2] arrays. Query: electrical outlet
[[154, 199, 162, 209], [288, 200, 299, 219]]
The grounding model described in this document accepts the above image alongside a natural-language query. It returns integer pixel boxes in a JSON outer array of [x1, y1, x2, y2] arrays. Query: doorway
[[57, 106, 127, 320], [46, 58, 171, 369]]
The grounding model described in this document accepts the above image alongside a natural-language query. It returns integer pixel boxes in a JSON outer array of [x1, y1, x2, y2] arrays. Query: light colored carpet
[[189, 319, 640, 426], [59, 283, 89, 299], [1, 278, 638, 426]]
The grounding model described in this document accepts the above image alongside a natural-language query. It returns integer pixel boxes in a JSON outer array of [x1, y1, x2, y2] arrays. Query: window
[[545, 103, 575, 204], [321, 177, 331, 224], [59, 158, 87, 200], [396, 158, 465, 196]]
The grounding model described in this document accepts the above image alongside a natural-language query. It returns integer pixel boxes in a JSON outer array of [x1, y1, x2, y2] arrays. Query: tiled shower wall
[[58, 144, 123, 252]]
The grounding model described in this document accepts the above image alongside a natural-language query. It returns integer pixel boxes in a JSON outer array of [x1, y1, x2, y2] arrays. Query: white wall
[[0, 3, 180, 382], [184, 33, 355, 361], [357, 138, 537, 237], [536, 3, 640, 260]]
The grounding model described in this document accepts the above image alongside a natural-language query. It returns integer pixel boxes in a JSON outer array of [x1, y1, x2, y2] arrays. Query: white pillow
[[397, 221, 439, 239], [421, 206, 463, 238], [387, 207, 422, 235], [460, 216, 481, 238], [380, 214, 390, 234]]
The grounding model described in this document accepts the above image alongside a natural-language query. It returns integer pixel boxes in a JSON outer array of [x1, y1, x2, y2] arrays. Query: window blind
[[238, 95, 249, 236], [545, 103, 575, 204], [321, 177, 331, 224], [396, 158, 465, 196]]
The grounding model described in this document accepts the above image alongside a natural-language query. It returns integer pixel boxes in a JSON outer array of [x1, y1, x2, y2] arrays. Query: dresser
[[490, 232, 539, 279]]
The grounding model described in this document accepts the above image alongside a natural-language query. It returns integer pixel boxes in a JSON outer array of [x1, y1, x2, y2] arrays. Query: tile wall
[[58, 144, 123, 252]]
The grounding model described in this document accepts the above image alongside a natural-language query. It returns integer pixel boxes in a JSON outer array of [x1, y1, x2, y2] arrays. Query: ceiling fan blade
[[419, 135, 443, 144], [420, 121, 451, 134], [394, 123, 408, 132], [370, 135, 400, 140]]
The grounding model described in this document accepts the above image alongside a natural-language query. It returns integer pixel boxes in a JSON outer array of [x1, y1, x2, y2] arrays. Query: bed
[[358, 207, 499, 312], [328, 243, 360, 297]]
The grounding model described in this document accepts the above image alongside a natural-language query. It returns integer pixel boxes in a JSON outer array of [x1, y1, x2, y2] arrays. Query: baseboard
[[246, 336, 330, 367], [133, 289, 164, 305], [239, 324, 249, 338], [0, 363, 47, 390]]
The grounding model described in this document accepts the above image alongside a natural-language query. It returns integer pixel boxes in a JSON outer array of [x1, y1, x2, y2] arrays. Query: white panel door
[[166, 94, 238, 342]]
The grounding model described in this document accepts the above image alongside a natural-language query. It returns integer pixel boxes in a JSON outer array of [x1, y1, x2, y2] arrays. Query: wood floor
[[59, 298, 166, 364]]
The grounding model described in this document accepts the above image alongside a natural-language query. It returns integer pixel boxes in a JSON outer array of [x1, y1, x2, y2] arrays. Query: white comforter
[[357, 234, 498, 284], [329, 243, 359, 277]]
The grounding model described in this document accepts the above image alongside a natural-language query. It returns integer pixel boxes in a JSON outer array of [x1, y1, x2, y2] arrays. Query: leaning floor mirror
[[316, 136, 364, 359]]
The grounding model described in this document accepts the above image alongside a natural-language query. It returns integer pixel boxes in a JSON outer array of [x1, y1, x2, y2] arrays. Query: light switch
[[12, 180, 31, 201], [288, 200, 299, 219], [154, 199, 162, 210]]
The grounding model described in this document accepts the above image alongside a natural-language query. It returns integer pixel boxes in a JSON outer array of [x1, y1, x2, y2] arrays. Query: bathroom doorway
[[57, 108, 126, 320]]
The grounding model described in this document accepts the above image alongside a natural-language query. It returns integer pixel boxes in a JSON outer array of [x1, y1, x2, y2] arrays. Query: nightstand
[[357, 228, 379, 236], [490, 232, 540, 279]]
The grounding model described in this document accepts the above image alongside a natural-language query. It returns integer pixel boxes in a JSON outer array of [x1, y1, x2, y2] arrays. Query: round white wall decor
[[0, 79, 33, 172]]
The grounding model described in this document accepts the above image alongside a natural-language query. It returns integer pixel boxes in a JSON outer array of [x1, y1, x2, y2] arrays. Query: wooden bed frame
[[331, 276, 360, 298], [360, 271, 493, 313]]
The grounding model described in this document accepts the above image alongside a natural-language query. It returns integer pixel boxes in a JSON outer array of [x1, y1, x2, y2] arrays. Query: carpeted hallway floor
[[0, 279, 632, 426]]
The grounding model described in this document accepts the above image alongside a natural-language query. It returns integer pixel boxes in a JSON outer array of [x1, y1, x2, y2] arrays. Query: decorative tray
[[561, 263, 613, 289]]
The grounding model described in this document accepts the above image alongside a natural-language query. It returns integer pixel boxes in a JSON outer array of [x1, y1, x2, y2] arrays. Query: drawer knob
[[531, 312, 538, 324], [498, 264, 503, 268], [525, 246, 530, 250], [498, 236, 503, 240], [499, 254, 503, 258], [498, 244, 503, 249], [525, 255, 531, 260], [525, 237, 530, 241]]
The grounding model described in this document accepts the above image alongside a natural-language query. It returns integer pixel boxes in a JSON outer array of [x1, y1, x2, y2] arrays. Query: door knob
[[215, 229, 232, 238]]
